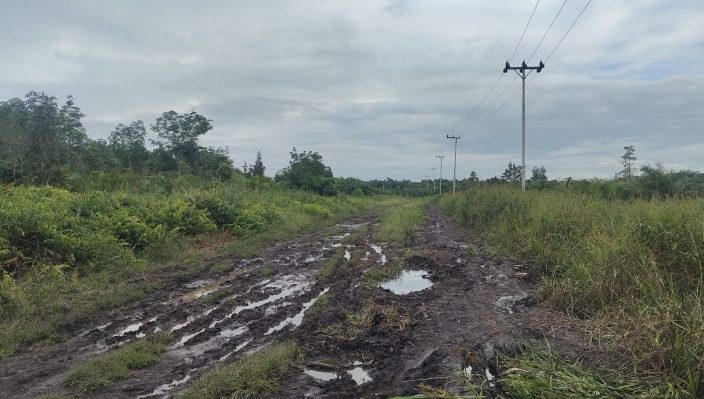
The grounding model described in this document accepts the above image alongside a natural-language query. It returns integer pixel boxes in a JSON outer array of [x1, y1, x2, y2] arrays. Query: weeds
[[375, 199, 427, 246], [439, 188, 704, 394], [178, 341, 301, 399], [65, 332, 173, 392]]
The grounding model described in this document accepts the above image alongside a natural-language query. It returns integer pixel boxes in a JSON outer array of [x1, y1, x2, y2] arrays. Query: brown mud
[[0, 207, 600, 398]]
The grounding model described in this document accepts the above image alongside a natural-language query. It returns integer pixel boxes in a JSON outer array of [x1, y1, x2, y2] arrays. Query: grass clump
[[179, 341, 301, 399], [501, 350, 687, 399], [65, 332, 172, 392], [375, 199, 427, 246], [361, 259, 405, 287], [439, 188, 704, 394]]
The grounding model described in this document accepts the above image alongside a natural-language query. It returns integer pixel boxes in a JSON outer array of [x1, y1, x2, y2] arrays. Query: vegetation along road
[[2, 188, 701, 398]]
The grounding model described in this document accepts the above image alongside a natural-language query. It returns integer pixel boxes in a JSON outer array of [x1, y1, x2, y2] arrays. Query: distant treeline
[[2, 91, 702, 199]]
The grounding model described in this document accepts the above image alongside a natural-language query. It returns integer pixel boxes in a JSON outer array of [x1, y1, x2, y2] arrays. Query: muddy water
[[378, 270, 433, 294], [0, 219, 370, 399]]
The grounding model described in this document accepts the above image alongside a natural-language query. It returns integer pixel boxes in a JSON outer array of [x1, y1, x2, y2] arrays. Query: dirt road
[[0, 207, 594, 398]]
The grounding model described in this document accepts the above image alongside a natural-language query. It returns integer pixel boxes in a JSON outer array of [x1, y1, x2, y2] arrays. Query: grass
[[65, 332, 172, 392], [320, 298, 413, 340], [361, 258, 406, 287], [375, 199, 427, 246], [0, 183, 383, 360], [500, 349, 687, 399], [178, 341, 301, 399], [439, 187, 704, 395]]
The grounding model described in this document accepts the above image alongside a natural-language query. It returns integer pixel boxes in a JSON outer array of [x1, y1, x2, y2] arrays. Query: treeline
[[0, 92, 234, 186]]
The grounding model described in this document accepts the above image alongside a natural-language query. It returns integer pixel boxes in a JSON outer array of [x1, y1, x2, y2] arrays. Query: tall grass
[[0, 181, 375, 359], [375, 199, 427, 246], [439, 188, 704, 395]]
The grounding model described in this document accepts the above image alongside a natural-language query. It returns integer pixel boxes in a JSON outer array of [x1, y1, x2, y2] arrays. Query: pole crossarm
[[502, 60, 545, 192]]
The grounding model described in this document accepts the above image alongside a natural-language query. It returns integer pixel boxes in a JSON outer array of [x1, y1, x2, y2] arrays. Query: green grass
[[501, 349, 687, 399], [439, 188, 704, 395], [178, 342, 301, 399], [361, 258, 406, 287], [65, 332, 172, 392], [0, 183, 382, 359], [375, 199, 427, 246]]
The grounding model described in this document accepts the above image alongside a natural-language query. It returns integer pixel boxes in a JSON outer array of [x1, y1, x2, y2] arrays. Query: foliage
[[178, 342, 301, 399], [500, 162, 523, 183], [375, 199, 427, 246], [439, 188, 704, 394], [275, 147, 336, 195], [618, 145, 637, 181]]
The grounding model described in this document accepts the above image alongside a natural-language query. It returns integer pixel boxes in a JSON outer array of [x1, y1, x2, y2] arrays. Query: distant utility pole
[[435, 155, 445, 195], [446, 134, 461, 194], [423, 175, 430, 196], [503, 60, 545, 191], [429, 167, 437, 195]]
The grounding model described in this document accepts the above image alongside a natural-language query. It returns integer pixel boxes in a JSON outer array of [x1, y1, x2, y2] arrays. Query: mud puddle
[[379, 269, 433, 294], [0, 217, 372, 399]]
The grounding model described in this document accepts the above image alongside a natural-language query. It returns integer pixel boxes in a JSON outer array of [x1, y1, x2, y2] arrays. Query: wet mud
[[0, 209, 599, 399]]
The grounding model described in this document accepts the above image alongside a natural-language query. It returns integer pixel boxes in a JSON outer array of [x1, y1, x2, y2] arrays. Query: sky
[[1, 0, 702, 180]]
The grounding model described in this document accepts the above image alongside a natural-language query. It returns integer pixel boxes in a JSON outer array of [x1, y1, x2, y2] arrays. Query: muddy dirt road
[[0, 208, 595, 398]]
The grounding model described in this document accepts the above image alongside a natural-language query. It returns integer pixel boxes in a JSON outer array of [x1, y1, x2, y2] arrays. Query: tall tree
[[24, 91, 65, 183], [109, 121, 147, 171], [531, 165, 548, 188], [500, 162, 522, 184], [251, 151, 265, 177], [151, 111, 212, 175], [619, 145, 636, 181], [275, 148, 336, 195]]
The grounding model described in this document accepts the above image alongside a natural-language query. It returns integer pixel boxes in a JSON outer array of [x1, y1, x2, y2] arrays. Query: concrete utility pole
[[503, 60, 545, 191], [446, 135, 461, 194], [423, 175, 430, 196], [429, 168, 437, 195], [435, 155, 445, 195]]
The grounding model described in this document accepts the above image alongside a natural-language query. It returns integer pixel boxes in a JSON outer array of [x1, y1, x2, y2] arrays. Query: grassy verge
[[65, 332, 172, 392], [0, 183, 384, 360], [375, 199, 427, 246], [500, 349, 683, 399], [439, 187, 704, 395], [178, 342, 300, 399]]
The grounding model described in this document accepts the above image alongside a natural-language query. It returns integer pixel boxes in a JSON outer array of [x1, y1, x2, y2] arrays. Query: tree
[[618, 145, 636, 181], [500, 162, 522, 184], [469, 170, 478, 182], [251, 151, 265, 177], [275, 148, 336, 195], [531, 165, 547, 187], [151, 111, 212, 174], [23, 91, 66, 184], [109, 121, 147, 171]]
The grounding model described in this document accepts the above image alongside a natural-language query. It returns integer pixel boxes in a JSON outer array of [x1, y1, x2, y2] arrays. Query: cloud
[[0, 0, 702, 180]]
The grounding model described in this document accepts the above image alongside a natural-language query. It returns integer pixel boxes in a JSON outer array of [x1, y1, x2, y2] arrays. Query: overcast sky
[[1, 0, 702, 180]]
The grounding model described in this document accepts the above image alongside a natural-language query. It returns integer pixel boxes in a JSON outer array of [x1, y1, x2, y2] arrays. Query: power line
[[474, 0, 593, 129], [545, 0, 593, 62], [450, 0, 542, 135], [527, 0, 568, 62], [510, 0, 541, 62]]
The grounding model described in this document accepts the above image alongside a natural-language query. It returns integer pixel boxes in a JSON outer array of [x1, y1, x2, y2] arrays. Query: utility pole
[[446, 134, 461, 194], [429, 168, 436, 195], [503, 60, 545, 191], [435, 155, 444, 195], [423, 175, 430, 196]]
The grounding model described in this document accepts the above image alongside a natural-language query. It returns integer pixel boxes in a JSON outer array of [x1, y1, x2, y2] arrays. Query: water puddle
[[304, 369, 339, 382], [379, 270, 433, 295], [265, 287, 330, 335], [171, 316, 196, 332], [370, 244, 387, 265], [348, 366, 372, 385], [137, 373, 192, 398], [344, 250, 351, 261], [219, 339, 253, 362], [113, 317, 157, 337]]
